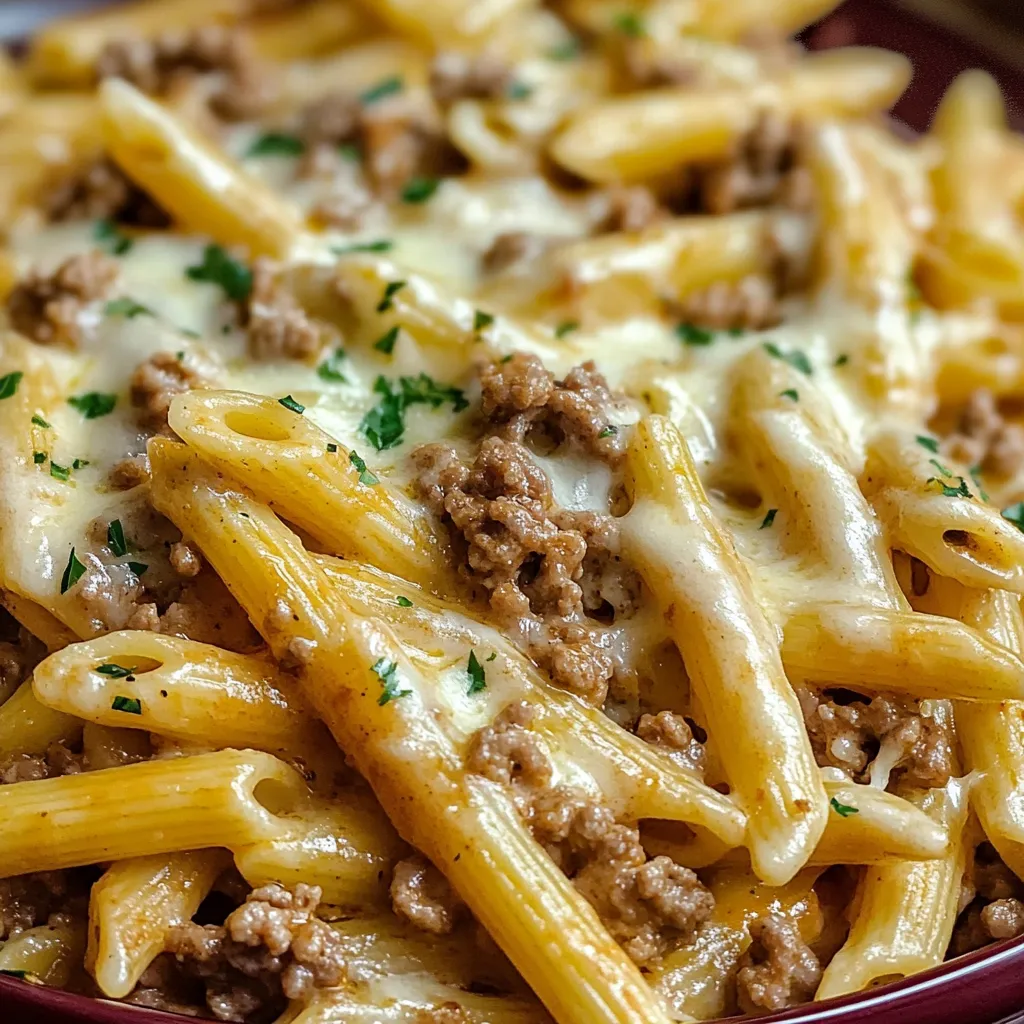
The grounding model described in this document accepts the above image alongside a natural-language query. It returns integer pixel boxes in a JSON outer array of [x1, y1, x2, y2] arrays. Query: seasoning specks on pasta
[[0, 371, 23, 400], [830, 797, 859, 817], [373, 657, 411, 705], [111, 695, 142, 714], [466, 650, 487, 694], [60, 547, 86, 594]]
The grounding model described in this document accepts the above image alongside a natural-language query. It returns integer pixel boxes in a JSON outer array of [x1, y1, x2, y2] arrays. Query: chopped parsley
[[332, 239, 393, 255], [0, 371, 23, 400], [396, 595, 413, 607], [1003, 503, 1024, 532], [107, 519, 127, 557], [830, 797, 859, 817], [779, 389, 799, 401], [68, 391, 117, 419], [676, 322, 713, 346], [104, 297, 154, 319], [72, 458, 88, 470], [834, 354, 849, 367], [376, 280, 406, 313], [338, 142, 362, 162], [598, 425, 618, 438], [31, 413, 50, 428], [360, 75, 404, 104], [466, 650, 487, 694], [928, 474, 972, 499], [246, 132, 305, 158], [555, 320, 579, 338], [763, 342, 812, 375], [49, 461, 70, 481], [96, 663, 136, 678], [970, 465, 990, 503], [278, 395, 305, 414], [111, 695, 142, 714], [506, 81, 533, 100], [94, 219, 133, 256], [127, 561, 149, 577], [326, 442, 338, 453], [547, 38, 581, 61], [929, 457, 952, 478], [361, 374, 469, 450], [487, 652, 497, 662], [32, 451, 45, 464], [373, 325, 400, 355], [349, 449, 379, 486], [60, 547, 86, 594], [473, 309, 495, 332], [614, 11, 645, 36], [400, 177, 439, 204], [760, 508, 778, 529], [317, 348, 348, 383], [916, 435, 940, 453], [186, 245, 253, 302], [373, 657, 411, 705]]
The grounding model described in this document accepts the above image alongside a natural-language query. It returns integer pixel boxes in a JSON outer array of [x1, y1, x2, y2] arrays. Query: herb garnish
[[760, 509, 778, 529], [60, 547, 86, 594], [49, 462, 70, 481], [555, 320, 579, 338], [779, 389, 799, 401], [373, 657, 411, 705], [373, 325, 400, 354], [360, 76, 404, 104], [1002, 502, 1024, 532], [916, 435, 940, 453], [186, 245, 253, 302], [401, 177, 439, 204], [111, 695, 142, 714], [332, 239, 393, 255], [348, 450, 379, 486], [614, 11, 645, 36], [246, 132, 304, 158], [396, 596, 413, 607], [104, 297, 154, 319], [0, 371, 23, 400], [361, 374, 469, 450], [473, 309, 495, 332], [834, 354, 849, 367], [830, 797, 859, 817], [676, 322, 713, 346], [107, 519, 127, 557], [278, 395, 305, 414], [317, 348, 348, 383], [68, 392, 117, 419], [326, 442, 338, 453], [466, 650, 487, 694], [31, 413, 50, 428], [548, 38, 581, 61], [506, 81, 533, 100], [97, 663, 136, 678], [33, 452, 45, 464], [94, 219, 133, 256], [376, 280, 406, 312], [763, 342, 812, 375], [598, 425, 618, 438], [127, 561, 149, 577]]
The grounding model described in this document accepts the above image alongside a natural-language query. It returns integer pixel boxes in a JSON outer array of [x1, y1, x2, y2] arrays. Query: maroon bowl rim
[[4, 932, 1024, 1024]]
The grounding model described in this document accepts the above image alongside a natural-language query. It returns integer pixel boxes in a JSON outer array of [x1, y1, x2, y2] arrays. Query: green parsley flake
[[473, 309, 495, 332], [970, 465, 990, 503], [373, 657, 411, 705], [928, 475, 972, 499], [360, 75, 403, 104], [94, 219, 133, 256], [127, 561, 149, 577], [555, 320, 579, 339], [779, 389, 799, 401], [186, 245, 253, 302], [31, 413, 50, 428], [1002, 503, 1024, 532], [96, 663, 136, 678], [111, 695, 142, 714], [396, 595, 413, 607], [361, 374, 469, 451], [834, 354, 850, 367], [487, 652, 497, 662], [349, 450, 379, 486], [377, 280, 406, 313], [104, 297, 154, 319], [72, 458, 88, 470], [466, 650, 487, 695], [401, 177, 439, 204], [830, 796, 859, 817], [506, 81, 533, 100], [614, 11, 645, 36], [60, 547, 86, 594], [278, 395, 305, 414], [676, 322, 714, 346], [763, 342, 812, 375], [916, 435, 940, 453], [374, 325, 400, 355], [32, 451, 45, 464], [929, 458, 952, 478], [68, 391, 117, 419], [317, 348, 348, 383], [760, 508, 778, 529], [0, 371, 23, 400], [246, 132, 305, 158], [332, 239, 393, 255], [547, 38, 581, 61], [327, 442, 338, 453], [49, 462, 70, 482], [338, 142, 362, 162], [107, 519, 127, 557], [598, 425, 618, 438]]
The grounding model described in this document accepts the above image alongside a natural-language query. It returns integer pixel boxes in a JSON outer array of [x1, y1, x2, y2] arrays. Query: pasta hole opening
[[224, 410, 292, 443], [942, 529, 975, 550], [253, 777, 301, 816]]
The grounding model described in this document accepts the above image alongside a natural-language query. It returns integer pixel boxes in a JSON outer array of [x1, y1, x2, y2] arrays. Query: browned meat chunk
[[636, 711, 706, 776], [591, 185, 666, 234], [245, 259, 324, 362], [130, 351, 214, 430], [946, 388, 1024, 479], [797, 687, 953, 789], [390, 855, 466, 936], [671, 274, 781, 332], [429, 52, 511, 104], [0, 872, 78, 941], [481, 232, 552, 275], [7, 252, 119, 347], [107, 454, 151, 491], [45, 158, 170, 227], [735, 915, 821, 1014]]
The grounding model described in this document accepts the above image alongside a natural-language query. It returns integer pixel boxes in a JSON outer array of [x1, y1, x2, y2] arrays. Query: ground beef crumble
[[45, 158, 170, 228], [244, 259, 325, 362], [944, 388, 1024, 480], [130, 351, 215, 430], [465, 702, 714, 964], [735, 915, 822, 1015], [6, 252, 119, 347], [950, 844, 1024, 957], [636, 711, 706, 776], [670, 274, 782, 332], [165, 882, 346, 1019], [429, 52, 512, 105], [0, 872, 84, 942], [390, 855, 466, 936], [796, 686, 953, 789]]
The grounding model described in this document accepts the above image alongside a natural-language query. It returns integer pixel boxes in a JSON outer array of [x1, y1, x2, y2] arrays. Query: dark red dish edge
[[5, 0, 1024, 1022]]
